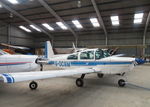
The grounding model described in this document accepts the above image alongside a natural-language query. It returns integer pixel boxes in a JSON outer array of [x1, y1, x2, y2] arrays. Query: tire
[[29, 81, 38, 90], [97, 73, 104, 78], [76, 78, 84, 87], [118, 79, 126, 87]]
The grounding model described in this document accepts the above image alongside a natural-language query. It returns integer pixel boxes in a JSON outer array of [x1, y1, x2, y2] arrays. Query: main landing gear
[[97, 73, 104, 78], [118, 79, 126, 87], [76, 74, 85, 87], [75, 74, 127, 87], [29, 81, 38, 90]]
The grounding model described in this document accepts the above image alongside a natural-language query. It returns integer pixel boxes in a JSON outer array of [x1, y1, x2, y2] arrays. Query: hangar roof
[[0, 0, 149, 39]]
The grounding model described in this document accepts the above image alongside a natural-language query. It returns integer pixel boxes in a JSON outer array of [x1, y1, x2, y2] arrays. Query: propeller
[[35, 58, 44, 71]]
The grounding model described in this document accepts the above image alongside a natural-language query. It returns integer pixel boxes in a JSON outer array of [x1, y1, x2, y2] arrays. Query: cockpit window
[[67, 54, 78, 60], [95, 49, 104, 59], [80, 51, 94, 59]]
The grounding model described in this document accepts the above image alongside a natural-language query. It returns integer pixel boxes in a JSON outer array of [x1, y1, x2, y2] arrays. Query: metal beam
[[38, 0, 78, 41], [143, 11, 150, 56], [91, 0, 108, 46], [0, 1, 53, 40]]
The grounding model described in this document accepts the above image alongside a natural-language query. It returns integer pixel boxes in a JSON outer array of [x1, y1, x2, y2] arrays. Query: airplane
[[0, 41, 136, 90], [0, 49, 39, 73], [0, 43, 30, 50]]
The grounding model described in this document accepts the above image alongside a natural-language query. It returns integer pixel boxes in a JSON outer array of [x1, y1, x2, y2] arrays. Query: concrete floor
[[0, 64, 150, 107]]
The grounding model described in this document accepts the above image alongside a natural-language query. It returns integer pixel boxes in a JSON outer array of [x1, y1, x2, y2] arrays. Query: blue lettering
[[54, 61, 71, 67]]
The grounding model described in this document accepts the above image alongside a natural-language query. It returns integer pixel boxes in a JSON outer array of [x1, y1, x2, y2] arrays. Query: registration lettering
[[54, 61, 71, 67]]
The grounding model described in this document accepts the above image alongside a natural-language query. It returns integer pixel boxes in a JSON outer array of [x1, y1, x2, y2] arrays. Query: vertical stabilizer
[[45, 41, 54, 59]]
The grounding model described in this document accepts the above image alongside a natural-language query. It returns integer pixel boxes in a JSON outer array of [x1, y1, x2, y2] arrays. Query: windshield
[[103, 50, 111, 57], [0, 49, 9, 55]]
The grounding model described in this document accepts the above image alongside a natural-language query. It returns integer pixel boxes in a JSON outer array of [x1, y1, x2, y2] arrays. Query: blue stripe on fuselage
[[48, 61, 132, 67]]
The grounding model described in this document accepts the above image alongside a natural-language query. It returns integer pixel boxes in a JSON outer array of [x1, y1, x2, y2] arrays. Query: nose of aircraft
[[110, 56, 136, 64]]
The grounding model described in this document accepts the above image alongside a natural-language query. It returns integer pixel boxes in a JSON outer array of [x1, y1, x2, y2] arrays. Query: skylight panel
[[134, 13, 144, 24], [19, 26, 31, 33], [111, 16, 119, 21], [30, 25, 41, 32], [112, 21, 119, 25], [134, 19, 142, 24], [134, 13, 144, 19], [72, 20, 83, 29], [56, 22, 68, 30], [42, 23, 54, 31], [7, 0, 19, 4], [110, 16, 119, 26], [0, 4, 2, 8], [90, 18, 100, 27]]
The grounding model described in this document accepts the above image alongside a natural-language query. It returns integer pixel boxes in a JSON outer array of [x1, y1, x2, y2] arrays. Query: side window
[[80, 51, 94, 59], [95, 49, 104, 59], [67, 54, 78, 60]]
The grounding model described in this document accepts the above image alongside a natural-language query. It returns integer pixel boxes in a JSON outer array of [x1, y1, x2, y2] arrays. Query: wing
[[0, 68, 95, 83]]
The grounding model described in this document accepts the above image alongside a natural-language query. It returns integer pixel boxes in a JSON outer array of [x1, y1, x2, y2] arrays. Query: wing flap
[[0, 68, 95, 83]]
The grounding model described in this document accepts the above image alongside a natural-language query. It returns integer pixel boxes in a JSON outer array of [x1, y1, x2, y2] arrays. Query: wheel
[[97, 73, 104, 78], [29, 81, 38, 90], [76, 78, 84, 87], [118, 79, 126, 87]]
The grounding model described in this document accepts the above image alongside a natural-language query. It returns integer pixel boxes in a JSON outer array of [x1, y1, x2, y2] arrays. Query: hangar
[[0, 0, 150, 107]]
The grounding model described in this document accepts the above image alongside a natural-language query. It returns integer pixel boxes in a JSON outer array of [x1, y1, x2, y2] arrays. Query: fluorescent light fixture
[[90, 18, 100, 27], [42, 23, 54, 31], [19, 26, 31, 33], [134, 19, 142, 24], [72, 20, 83, 29], [30, 25, 41, 32], [56, 22, 67, 30], [110, 16, 119, 26], [134, 13, 144, 19], [7, 0, 19, 4]]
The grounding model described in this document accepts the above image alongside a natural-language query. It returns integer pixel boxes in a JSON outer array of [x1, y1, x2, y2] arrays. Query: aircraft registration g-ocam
[[0, 41, 136, 90]]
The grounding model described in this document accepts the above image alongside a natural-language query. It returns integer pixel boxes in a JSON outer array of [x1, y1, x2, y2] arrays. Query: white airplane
[[0, 41, 136, 90], [0, 49, 39, 73], [0, 43, 30, 50]]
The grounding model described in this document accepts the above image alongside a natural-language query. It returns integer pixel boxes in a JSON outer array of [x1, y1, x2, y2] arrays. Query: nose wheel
[[118, 79, 126, 87], [29, 81, 38, 90]]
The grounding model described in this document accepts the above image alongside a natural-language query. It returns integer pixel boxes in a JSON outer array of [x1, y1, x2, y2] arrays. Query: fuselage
[[0, 50, 39, 73], [45, 48, 135, 74]]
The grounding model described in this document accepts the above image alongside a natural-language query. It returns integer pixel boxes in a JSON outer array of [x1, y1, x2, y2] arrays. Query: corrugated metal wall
[[0, 23, 34, 47]]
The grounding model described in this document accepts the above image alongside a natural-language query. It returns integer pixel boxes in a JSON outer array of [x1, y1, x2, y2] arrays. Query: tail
[[45, 41, 54, 59]]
